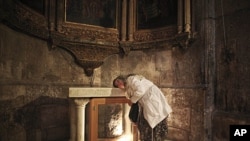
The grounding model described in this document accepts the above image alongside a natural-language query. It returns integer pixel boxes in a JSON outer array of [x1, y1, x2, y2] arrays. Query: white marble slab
[[69, 87, 125, 98]]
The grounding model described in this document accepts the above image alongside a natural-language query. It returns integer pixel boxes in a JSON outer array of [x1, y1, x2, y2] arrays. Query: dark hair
[[113, 74, 136, 88], [113, 75, 126, 88]]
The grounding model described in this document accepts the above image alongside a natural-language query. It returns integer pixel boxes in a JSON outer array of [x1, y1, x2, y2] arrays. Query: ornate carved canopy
[[1, 0, 195, 76]]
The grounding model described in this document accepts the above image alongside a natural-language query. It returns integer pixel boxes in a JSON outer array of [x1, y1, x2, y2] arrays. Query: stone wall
[[1, 0, 249, 141], [213, 0, 250, 141], [0, 21, 205, 141], [0, 23, 86, 141]]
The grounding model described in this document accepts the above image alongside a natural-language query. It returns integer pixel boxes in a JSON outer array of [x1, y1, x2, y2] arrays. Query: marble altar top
[[69, 87, 126, 98]]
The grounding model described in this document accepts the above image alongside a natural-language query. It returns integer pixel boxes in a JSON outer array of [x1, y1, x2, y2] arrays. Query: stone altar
[[68, 87, 135, 141]]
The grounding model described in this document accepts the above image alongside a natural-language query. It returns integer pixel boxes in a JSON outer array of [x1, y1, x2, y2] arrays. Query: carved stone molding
[[1, 0, 196, 76], [58, 23, 119, 43], [121, 32, 195, 52], [74, 99, 90, 107], [134, 26, 177, 42], [51, 33, 120, 76]]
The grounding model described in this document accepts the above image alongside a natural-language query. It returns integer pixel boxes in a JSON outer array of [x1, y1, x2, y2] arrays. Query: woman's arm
[[127, 76, 147, 103]]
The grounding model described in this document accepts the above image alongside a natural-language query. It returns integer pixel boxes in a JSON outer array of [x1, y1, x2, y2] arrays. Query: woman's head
[[113, 74, 136, 89], [113, 75, 126, 89]]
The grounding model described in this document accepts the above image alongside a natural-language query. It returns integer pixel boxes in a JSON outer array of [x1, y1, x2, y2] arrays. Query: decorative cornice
[[120, 32, 194, 52], [1, 0, 196, 77], [134, 26, 177, 42], [50, 33, 120, 76], [74, 99, 90, 107], [58, 23, 119, 43]]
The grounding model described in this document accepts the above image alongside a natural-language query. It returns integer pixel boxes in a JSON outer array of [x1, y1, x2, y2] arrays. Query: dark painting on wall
[[137, 0, 177, 30], [66, 0, 118, 28], [19, 0, 45, 15]]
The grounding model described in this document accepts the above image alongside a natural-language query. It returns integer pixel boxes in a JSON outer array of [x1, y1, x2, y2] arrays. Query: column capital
[[74, 98, 89, 107]]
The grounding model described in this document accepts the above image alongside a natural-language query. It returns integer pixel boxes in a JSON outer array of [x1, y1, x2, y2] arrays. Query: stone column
[[121, 0, 127, 41], [74, 99, 89, 141], [128, 0, 134, 41], [178, 0, 183, 33], [191, 0, 196, 33], [48, 0, 55, 31], [56, 0, 64, 32], [69, 99, 76, 141], [185, 0, 191, 33]]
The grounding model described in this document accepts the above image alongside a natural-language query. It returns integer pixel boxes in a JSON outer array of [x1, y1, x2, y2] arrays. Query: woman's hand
[[127, 100, 133, 106]]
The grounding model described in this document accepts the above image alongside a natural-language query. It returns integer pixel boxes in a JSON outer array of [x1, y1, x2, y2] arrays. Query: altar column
[[69, 99, 76, 141], [69, 87, 127, 141], [74, 99, 89, 141]]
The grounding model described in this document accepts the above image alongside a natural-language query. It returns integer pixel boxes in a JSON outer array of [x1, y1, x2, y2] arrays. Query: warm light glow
[[108, 111, 124, 136], [110, 120, 123, 136], [118, 104, 134, 141], [117, 134, 133, 141]]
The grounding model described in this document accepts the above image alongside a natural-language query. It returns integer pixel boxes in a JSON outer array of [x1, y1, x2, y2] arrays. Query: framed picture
[[136, 0, 177, 30], [65, 0, 119, 28]]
